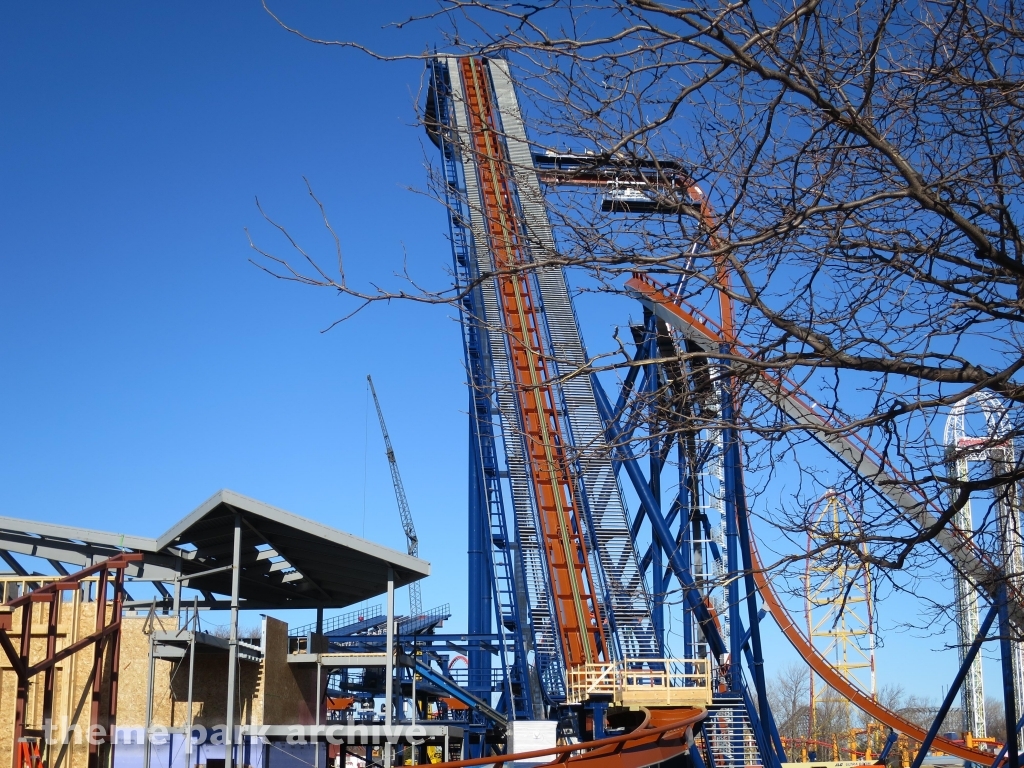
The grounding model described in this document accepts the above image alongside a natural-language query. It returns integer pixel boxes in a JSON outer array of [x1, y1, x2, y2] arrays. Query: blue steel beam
[[593, 378, 726, 657], [737, 610, 786, 761], [878, 730, 899, 762], [721, 380, 777, 760], [412, 659, 508, 728], [1000, 583, 1021, 768], [737, 678, 780, 768], [910, 596, 999, 768]]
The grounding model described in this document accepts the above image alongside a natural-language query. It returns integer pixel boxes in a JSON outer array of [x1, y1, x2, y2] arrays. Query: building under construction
[[3, 53, 1024, 768], [0, 491, 436, 768]]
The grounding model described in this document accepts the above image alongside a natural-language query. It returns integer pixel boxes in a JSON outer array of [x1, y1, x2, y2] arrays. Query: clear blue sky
[[0, 2, 468, 613], [0, 2, 971, 703]]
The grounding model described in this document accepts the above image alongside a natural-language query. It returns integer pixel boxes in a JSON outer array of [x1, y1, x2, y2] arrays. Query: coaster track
[[457, 56, 609, 670], [627, 272, 995, 764]]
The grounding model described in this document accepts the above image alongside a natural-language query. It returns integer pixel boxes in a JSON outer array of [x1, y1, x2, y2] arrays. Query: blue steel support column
[[679, 440, 694, 660], [737, 609, 786, 760], [639, 313, 666, 651], [721, 414, 742, 690], [467, 413, 492, 705], [594, 378, 726, 656], [999, 583, 1020, 768], [721, 380, 777, 757], [737, 679, 778, 767], [651, 441, 665, 652], [651, 417, 667, 651], [910, 597, 999, 768]]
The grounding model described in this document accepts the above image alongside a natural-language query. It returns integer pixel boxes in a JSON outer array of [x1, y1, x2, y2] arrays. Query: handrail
[[567, 658, 712, 706], [434, 707, 706, 768]]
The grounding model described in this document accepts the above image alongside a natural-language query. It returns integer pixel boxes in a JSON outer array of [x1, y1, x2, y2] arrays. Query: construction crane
[[367, 374, 422, 617]]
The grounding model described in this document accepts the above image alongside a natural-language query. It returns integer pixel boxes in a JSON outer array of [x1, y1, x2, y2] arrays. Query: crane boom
[[367, 374, 422, 617]]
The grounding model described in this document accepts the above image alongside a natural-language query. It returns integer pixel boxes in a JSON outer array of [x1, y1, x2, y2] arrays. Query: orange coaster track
[[627, 272, 994, 765], [439, 707, 707, 768], [458, 57, 607, 669]]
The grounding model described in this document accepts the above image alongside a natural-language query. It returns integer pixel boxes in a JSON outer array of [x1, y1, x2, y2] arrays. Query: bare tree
[[250, 0, 1024, 653], [768, 663, 812, 742], [988, 695, 1008, 737]]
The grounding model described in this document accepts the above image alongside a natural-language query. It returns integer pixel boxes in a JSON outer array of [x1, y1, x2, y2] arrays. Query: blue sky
[[0, 2, 467, 613], [0, 2, 976, 704]]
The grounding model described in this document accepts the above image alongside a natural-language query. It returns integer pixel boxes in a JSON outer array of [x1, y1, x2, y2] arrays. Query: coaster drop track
[[427, 54, 705, 766], [457, 55, 608, 672]]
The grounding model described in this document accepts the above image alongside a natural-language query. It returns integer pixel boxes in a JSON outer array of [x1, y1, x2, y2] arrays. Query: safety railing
[[289, 604, 383, 639], [567, 658, 712, 708]]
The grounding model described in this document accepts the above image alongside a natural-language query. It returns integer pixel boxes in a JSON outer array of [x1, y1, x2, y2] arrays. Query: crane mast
[[368, 374, 422, 617]]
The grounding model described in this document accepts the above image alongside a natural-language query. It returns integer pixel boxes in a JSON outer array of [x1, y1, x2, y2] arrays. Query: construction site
[[2, 27, 1023, 768]]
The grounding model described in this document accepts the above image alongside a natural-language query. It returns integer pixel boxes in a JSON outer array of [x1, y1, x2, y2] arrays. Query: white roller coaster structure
[[944, 392, 1022, 738]]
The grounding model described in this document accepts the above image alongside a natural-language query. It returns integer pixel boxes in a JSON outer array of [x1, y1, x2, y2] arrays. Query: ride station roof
[[0, 489, 429, 610]]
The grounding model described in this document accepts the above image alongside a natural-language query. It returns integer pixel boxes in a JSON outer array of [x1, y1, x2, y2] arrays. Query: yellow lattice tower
[[804, 490, 877, 756]]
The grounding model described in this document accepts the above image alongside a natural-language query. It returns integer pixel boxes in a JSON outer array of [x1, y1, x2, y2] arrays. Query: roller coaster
[[326, 55, 1024, 768]]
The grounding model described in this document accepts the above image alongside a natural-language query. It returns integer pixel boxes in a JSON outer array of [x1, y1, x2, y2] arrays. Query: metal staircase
[[703, 695, 764, 768]]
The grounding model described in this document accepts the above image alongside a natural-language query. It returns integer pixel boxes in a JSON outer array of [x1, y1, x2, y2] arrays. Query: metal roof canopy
[[0, 489, 429, 610]]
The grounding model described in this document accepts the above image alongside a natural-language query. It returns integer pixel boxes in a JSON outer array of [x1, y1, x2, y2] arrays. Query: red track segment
[[626, 274, 993, 764], [459, 56, 606, 668], [435, 707, 705, 768]]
